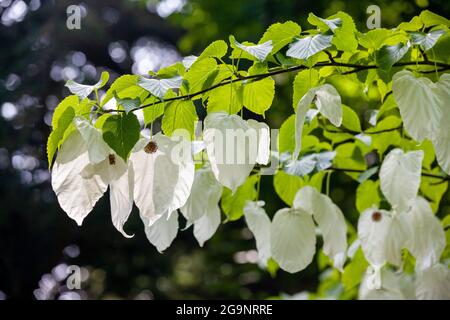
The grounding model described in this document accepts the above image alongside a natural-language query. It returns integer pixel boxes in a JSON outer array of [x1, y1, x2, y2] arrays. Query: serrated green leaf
[[162, 99, 198, 138], [341, 104, 361, 132], [198, 40, 228, 60], [114, 92, 140, 113], [102, 75, 146, 106], [334, 143, 367, 180], [47, 106, 75, 167], [329, 11, 358, 52], [398, 16, 423, 31], [47, 95, 93, 166], [278, 115, 295, 154], [273, 171, 305, 206], [143, 102, 165, 125], [376, 42, 411, 72], [102, 113, 140, 160], [259, 21, 301, 54], [292, 69, 320, 108], [221, 175, 258, 221], [356, 180, 381, 213], [207, 82, 243, 114], [308, 13, 342, 32], [243, 77, 275, 115], [342, 248, 368, 291], [420, 10, 450, 28], [157, 62, 185, 78], [183, 58, 218, 94], [357, 29, 392, 50]]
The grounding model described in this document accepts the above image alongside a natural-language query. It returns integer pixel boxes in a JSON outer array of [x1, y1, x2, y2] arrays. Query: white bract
[[286, 34, 333, 60], [357, 208, 409, 288], [293, 186, 347, 271], [230, 36, 273, 62], [415, 264, 450, 300], [180, 167, 223, 246], [244, 201, 271, 265], [204, 112, 270, 192], [52, 117, 134, 237], [359, 268, 406, 300], [379, 148, 423, 213], [270, 207, 316, 273], [65, 71, 109, 100], [393, 71, 450, 175], [357, 195, 447, 292], [138, 75, 183, 99], [403, 197, 446, 271], [141, 211, 179, 252], [392, 70, 445, 142], [294, 84, 342, 159], [130, 133, 194, 225]]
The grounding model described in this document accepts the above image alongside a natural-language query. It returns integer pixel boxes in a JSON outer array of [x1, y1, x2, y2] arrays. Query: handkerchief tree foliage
[[48, 10, 450, 299]]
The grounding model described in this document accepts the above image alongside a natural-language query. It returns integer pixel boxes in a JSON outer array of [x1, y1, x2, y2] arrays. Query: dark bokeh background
[[0, 0, 448, 300]]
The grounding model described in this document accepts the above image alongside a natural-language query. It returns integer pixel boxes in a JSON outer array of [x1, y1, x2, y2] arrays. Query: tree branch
[[99, 59, 450, 114]]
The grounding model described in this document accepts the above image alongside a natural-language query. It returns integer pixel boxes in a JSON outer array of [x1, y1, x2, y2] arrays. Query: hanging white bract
[[180, 166, 223, 247], [204, 112, 270, 192], [52, 117, 134, 237]]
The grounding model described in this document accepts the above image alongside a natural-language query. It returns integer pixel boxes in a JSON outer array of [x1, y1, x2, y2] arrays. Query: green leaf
[[114, 92, 140, 113], [47, 95, 93, 166], [292, 69, 320, 108], [273, 171, 305, 206], [420, 170, 448, 213], [341, 104, 361, 132], [334, 143, 367, 180], [286, 34, 333, 60], [102, 113, 140, 161], [357, 29, 392, 50], [162, 99, 198, 138], [308, 13, 342, 31], [183, 58, 218, 94], [221, 175, 258, 221], [366, 115, 403, 156], [243, 77, 275, 115], [207, 82, 243, 114], [376, 42, 410, 72], [197, 40, 228, 60], [65, 71, 109, 100], [102, 75, 146, 106], [329, 12, 358, 52], [398, 16, 423, 31], [94, 114, 111, 129], [143, 103, 165, 124], [157, 62, 185, 78], [342, 248, 368, 291], [229, 35, 273, 62], [47, 106, 75, 167], [419, 10, 450, 28], [410, 29, 446, 51], [278, 115, 295, 154], [356, 180, 381, 213], [259, 21, 301, 54], [51, 96, 81, 128]]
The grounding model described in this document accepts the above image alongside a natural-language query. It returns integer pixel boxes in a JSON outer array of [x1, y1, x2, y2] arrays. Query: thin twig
[[97, 59, 450, 114]]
